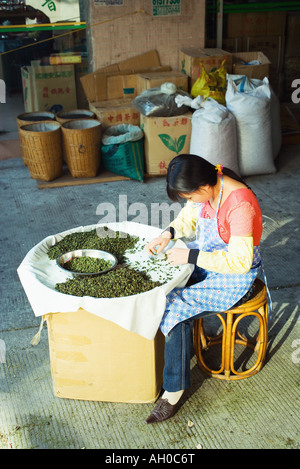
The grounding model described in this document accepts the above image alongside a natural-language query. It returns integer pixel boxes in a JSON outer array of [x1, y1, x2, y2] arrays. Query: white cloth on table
[[17, 221, 193, 340]]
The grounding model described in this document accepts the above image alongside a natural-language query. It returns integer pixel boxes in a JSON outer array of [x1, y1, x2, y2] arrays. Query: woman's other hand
[[166, 248, 189, 265]]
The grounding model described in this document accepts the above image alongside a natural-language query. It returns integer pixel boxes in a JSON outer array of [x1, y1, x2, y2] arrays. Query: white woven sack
[[225, 78, 276, 177], [189, 98, 240, 176], [227, 75, 281, 160]]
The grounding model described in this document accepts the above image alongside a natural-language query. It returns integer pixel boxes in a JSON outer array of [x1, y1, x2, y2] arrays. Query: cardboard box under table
[[46, 309, 165, 403]]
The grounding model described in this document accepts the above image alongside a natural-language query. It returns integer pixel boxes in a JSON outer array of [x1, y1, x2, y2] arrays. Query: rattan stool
[[193, 279, 269, 380]]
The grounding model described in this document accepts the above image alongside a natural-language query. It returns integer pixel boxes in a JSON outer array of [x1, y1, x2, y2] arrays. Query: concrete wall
[[86, 0, 206, 71]]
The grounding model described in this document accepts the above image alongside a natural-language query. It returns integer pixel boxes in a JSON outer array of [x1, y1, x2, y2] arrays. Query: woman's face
[[179, 185, 213, 204]]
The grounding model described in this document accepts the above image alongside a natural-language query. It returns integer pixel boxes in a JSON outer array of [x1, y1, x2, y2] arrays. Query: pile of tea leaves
[[55, 267, 162, 298], [62, 256, 113, 274], [49, 227, 164, 297], [48, 227, 138, 263]]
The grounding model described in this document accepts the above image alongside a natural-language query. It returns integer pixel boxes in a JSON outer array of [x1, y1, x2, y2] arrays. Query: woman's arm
[[166, 201, 257, 273], [168, 201, 199, 239], [193, 235, 254, 274], [145, 202, 199, 255], [166, 235, 254, 274]]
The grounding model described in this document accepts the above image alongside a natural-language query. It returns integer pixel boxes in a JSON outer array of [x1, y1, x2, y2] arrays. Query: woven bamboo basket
[[19, 122, 63, 182], [56, 109, 96, 125], [16, 112, 55, 166], [61, 119, 102, 178]]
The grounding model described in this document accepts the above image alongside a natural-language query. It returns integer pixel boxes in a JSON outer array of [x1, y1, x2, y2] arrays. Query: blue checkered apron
[[160, 177, 262, 336]]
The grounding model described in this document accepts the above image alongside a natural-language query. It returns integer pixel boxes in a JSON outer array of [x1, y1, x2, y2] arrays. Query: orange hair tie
[[215, 164, 223, 176]]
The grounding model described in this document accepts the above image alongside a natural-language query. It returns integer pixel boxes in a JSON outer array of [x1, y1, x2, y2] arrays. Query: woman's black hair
[[166, 154, 248, 202]]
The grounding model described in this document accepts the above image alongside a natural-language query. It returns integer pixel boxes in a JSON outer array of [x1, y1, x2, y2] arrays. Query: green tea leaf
[[158, 134, 177, 153], [176, 135, 187, 154]]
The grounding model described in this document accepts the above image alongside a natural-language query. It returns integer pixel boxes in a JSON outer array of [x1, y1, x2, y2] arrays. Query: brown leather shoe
[[145, 398, 180, 424]]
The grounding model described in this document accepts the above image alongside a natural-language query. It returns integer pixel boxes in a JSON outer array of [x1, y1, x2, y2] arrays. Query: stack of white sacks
[[176, 75, 281, 176]]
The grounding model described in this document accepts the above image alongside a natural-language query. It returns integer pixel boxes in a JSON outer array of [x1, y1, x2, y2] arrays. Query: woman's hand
[[166, 248, 189, 265], [145, 231, 172, 255]]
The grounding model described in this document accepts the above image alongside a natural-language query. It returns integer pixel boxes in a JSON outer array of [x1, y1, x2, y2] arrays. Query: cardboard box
[[243, 36, 285, 72], [232, 52, 271, 80], [102, 49, 161, 73], [46, 308, 165, 403], [21, 64, 77, 113], [80, 50, 171, 103], [285, 13, 300, 57], [226, 11, 287, 38], [136, 71, 188, 95], [222, 38, 244, 54], [89, 98, 140, 128], [179, 48, 232, 88], [179, 48, 232, 76], [81, 66, 172, 103], [141, 113, 192, 176]]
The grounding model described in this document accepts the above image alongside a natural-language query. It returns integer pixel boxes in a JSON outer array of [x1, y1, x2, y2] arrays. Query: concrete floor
[[0, 93, 299, 450]]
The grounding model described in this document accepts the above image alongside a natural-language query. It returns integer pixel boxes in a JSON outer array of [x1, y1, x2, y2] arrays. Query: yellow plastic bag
[[191, 60, 227, 105]]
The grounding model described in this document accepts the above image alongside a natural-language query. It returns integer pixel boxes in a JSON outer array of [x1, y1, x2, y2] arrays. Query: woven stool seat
[[193, 279, 269, 380]]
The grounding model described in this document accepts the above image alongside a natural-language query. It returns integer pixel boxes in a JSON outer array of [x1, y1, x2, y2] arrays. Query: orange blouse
[[201, 188, 263, 246]]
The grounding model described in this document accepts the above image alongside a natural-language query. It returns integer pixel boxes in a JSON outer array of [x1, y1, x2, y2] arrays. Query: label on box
[[152, 0, 181, 17], [105, 109, 140, 126], [90, 100, 140, 128]]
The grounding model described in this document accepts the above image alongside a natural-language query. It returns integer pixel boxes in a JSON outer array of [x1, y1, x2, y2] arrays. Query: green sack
[[101, 125, 144, 182]]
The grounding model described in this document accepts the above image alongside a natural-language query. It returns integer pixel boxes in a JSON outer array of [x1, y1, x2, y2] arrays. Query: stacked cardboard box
[[82, 50, 197, 176], [82, 48, 249, 178], [89, 99, 140, 129], [232, 51, 271, 80], [21, 64, 77, 113], [81, 50, 171, 103], [21, 55, 89, 112], [223, 11, 287, 96], [83, 50, 174, 133], [226, 11, 286, 39], [179, 48, 232, 88], [140, 48, 234, 179], [136, 71, 188, 95]]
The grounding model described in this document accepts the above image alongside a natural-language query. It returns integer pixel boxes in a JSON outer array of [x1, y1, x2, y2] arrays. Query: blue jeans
[[162, 284, 255, 392], [163, 318, 194, 392]]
